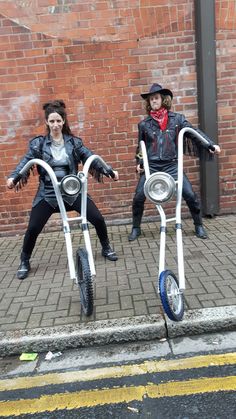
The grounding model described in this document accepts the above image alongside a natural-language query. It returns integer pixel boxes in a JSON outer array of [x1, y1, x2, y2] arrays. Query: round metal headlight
[[144, 172, 176, 204], [60, 175, 81, 196]]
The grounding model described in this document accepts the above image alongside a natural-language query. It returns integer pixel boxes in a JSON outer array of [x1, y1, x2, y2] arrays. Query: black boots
[[17, 260, 31, 280], [17, 252, 31, 280], [195, 224, 208, 239], [101, 241, 118, 261], [190, 210, 208, 239], [128, 227, 141, 241], [128, 225, 207, 240]]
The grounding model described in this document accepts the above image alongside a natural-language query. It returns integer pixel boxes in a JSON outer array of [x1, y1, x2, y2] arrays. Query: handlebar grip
[[13, 173, 23, 185]]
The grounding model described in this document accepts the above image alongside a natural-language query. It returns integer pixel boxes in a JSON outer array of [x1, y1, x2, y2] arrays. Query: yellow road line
[[1, 375, 236, 416], [1, 352, 236, 392]]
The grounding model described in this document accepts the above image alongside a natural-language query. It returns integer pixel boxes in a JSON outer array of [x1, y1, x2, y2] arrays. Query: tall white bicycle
[[141, 127, 215, 321], [13, 156, 115, 317]]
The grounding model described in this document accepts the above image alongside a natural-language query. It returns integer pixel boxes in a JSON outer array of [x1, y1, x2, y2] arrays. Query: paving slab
[[0, 214, 236, 355]]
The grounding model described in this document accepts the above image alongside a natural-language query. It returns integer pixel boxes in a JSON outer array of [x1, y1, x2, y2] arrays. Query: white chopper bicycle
[[13, 155, 116, 317], [141, 127, 215, 321]]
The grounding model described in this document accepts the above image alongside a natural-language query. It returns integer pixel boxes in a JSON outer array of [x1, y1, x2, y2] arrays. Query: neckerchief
[[150, 107, 168, 130]]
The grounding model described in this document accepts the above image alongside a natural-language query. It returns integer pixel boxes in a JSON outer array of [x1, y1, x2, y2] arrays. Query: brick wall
[[215, 0, 236, 213], [0, 0, 236, 236]]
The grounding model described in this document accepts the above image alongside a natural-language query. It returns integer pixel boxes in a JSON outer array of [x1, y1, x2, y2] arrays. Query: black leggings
[[22, 196, 108, 257]]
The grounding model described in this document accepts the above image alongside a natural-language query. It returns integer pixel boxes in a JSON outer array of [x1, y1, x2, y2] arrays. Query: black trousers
[[132, 161, 202, 227], [22, 196, 108, 258]]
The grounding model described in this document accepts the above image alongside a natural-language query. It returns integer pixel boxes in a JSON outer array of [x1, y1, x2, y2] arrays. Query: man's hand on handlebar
[[136, 164, 145, 174], [209, 145, 221, 154]]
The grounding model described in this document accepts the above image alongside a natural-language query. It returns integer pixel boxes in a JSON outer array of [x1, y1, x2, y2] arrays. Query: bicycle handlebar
[[140, 127, 216, 177], [82, 154, 115, 178], [12, 155, 115, 186], [179, 127, 216, 151]]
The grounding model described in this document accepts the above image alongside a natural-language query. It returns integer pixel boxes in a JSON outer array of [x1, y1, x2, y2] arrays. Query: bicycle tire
[[76, 248, 94, 316], [159, 269, 184, 321]]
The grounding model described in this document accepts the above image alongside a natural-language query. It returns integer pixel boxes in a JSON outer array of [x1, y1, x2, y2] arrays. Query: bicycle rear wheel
[[76, 248, 94, 316]]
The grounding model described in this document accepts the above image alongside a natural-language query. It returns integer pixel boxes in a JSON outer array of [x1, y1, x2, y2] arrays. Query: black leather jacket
[[136, 111, 215, 167], [10, 134, 113, 207]]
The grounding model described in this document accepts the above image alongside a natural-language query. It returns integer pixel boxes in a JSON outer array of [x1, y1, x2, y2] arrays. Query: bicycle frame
[[140, 127, 214, 292], [15, 155, 112, 283]]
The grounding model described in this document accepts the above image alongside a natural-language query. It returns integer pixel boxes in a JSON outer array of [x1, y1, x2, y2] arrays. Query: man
[[128, 83, 221, 241]]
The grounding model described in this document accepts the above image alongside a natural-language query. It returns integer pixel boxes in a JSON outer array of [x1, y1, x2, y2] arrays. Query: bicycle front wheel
[[159, 270, 184, 322], [76, 248, 94, 316]]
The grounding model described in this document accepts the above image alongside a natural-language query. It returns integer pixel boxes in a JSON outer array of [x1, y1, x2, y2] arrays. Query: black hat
[[141, 83, 173, 99]]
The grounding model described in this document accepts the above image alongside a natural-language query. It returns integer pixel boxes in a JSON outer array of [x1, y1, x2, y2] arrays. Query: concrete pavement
[[0, 215, 236, 356]]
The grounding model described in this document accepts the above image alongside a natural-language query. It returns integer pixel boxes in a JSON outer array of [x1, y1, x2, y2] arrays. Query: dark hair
[[145, 94, 172, 114], [43, 100, 73, 135]]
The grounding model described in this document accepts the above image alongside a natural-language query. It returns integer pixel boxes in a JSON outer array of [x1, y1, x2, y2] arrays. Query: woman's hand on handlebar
[[111, 170, 119, 181], [6, 178, 15, 189]]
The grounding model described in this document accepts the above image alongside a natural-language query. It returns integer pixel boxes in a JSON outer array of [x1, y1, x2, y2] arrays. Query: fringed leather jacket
[[10, 134, 113, 207], [135, 111, 215, 167]]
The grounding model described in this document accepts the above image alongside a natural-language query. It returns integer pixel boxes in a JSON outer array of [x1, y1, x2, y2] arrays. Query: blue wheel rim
[[159, 270, 184, 321]]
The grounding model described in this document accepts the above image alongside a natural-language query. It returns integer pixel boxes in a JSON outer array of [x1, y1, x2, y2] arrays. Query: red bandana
[[150, 107, 168, 130]]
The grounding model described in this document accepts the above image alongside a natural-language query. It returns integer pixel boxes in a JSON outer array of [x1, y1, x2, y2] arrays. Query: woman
[[128, 83, 221, 241], [7, 100, 119, 280]]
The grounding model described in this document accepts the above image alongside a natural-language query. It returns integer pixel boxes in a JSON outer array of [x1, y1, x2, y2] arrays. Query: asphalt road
[[11, 392, 235, 419], [0, 331, 235, 418]]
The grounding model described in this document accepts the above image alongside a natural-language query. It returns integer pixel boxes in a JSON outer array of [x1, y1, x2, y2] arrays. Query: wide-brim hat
[[141, 83, 173, 99]]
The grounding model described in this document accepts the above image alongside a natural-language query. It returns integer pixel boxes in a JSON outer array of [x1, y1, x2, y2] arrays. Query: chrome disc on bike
[[159, 270, 184, 321], [76, 248, 94, 316]]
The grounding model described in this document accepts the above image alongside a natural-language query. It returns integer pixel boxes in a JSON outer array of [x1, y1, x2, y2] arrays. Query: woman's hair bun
[[43, 100, 66, 110]]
